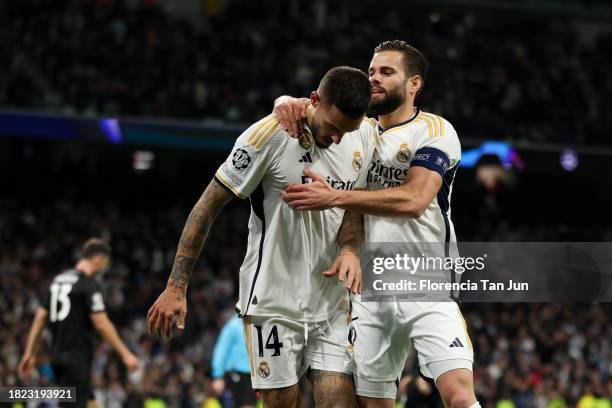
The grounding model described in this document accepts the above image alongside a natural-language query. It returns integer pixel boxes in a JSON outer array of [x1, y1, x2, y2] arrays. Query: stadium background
[[1, 0, 611, 407]]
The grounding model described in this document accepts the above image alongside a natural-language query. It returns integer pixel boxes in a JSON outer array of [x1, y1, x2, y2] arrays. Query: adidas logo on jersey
[[299, 152, 313, 163], [449, 337, 464, 347]]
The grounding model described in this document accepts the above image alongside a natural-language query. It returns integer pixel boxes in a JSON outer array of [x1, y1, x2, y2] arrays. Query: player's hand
[[212, 378, 225, 396], [147, 283, 187, 338], [122, 351, 140, 372], [283, 169, 341, 211], [324, 249, 362, 294], [273, 96, 308, 137], [17, 353, 36, 380]]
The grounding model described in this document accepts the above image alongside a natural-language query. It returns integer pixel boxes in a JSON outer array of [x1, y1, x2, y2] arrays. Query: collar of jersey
[[377, 108, 421, 135], [302, 124, 313, 138]]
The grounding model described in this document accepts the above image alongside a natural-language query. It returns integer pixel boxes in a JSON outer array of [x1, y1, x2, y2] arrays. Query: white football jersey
[[216, 115, 376, 322], [365, 109, 461, 247]]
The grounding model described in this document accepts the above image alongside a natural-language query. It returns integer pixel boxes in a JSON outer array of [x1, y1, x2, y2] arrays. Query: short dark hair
[[81, 238, 111, 259], [318, 66, 372, 119], [374, 40, 428, 82]]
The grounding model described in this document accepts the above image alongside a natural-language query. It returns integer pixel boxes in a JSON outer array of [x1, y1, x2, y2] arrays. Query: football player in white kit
[[147, 66, 378, 408], [275, 41, 480, 408]]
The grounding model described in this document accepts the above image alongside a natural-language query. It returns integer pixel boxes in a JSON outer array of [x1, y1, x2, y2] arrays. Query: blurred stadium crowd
[[0, 199, 248, 407], [0, 197, 610, 407], [2, 0, 612, 145]]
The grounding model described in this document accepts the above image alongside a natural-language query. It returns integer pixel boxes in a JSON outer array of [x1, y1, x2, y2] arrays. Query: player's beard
[[369, 86, 406, 116]]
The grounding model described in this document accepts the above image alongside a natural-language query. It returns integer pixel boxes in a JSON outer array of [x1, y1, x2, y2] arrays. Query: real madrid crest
[[352, 151, 362, 172], [258, 360, 271, 378], [299, 131, 313, 150], [396, 143, 410, 163]]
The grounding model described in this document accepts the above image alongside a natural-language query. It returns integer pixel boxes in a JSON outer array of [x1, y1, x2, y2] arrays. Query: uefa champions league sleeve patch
[[232, 148, 252, 171]]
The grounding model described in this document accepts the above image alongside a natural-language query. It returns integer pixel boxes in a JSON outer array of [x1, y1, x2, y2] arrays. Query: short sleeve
[[85, 279, 106, 313], [214, 115, 285, 199], [410, 115, 461, 178]]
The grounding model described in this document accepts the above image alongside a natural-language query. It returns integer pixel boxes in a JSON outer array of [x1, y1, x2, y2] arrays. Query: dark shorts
[[51, 357, 93, 408], [225, 371, 257, 407]]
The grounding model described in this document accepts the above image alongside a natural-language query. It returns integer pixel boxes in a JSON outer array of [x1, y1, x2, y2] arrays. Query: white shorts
[[242, 311, 353, 390], [350, 298, 473, 399]]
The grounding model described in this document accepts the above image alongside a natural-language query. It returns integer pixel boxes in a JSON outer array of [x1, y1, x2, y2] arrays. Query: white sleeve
[[354, 120, 377, 189], [214, 115, 284, 198], [410, 116, 461, 177]]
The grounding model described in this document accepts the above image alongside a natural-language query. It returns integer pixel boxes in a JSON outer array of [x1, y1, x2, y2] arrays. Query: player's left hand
[[283, 169, 340, 211], [17, 353, 36, 380], [324, 249, 362, 294]]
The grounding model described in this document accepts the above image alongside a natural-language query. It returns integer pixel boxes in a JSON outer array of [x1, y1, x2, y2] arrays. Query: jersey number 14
[[254, 325, 283, 357]]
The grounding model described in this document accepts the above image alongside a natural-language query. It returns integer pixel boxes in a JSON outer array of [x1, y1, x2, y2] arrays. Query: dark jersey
[[41, 269, 105, 361], [404, 377, 444, 408]]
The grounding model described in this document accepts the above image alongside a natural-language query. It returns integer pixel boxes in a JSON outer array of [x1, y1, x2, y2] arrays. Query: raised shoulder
[[415, 111, 456, 139], [356, 117, 380, 144], [242, 115, 283, 151], [413, 111, 461, 164]]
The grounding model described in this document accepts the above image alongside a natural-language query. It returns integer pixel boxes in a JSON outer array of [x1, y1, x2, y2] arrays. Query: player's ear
[[408, 75, 423, 95], [310, 91, 320, 107]]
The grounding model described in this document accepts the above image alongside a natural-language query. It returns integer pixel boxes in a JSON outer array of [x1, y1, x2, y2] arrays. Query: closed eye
[[327, 122, 340, 133]]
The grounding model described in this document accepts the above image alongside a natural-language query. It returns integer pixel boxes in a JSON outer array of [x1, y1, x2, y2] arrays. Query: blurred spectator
[[1, 0, 612, 145]]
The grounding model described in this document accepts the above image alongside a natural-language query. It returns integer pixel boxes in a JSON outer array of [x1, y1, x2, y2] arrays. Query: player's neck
[[76, 259, 95, 276], [305, 105, 325, 145], [305, 104, 315, 130], [378, 102, 417, 130]]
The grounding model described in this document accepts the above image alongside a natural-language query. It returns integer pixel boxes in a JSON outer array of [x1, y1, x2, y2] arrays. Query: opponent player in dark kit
[[19, 238, 139, 408]]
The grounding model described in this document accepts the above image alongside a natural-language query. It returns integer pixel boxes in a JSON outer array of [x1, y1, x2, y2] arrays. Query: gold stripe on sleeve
[[249, 118, 279, 148], [254, 122, 280, 149], [416, 116, 433, 138], [247, 116, 276, 145], [437, 116, 445, 136], [421, 113, 440, 137]]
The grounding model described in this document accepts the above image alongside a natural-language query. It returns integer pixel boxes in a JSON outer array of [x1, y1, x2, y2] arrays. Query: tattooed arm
[[147, 179, 233, 337], [337, 209, 364, 257], [169, 179, 233, 289], [323, 206, 365, 294]]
